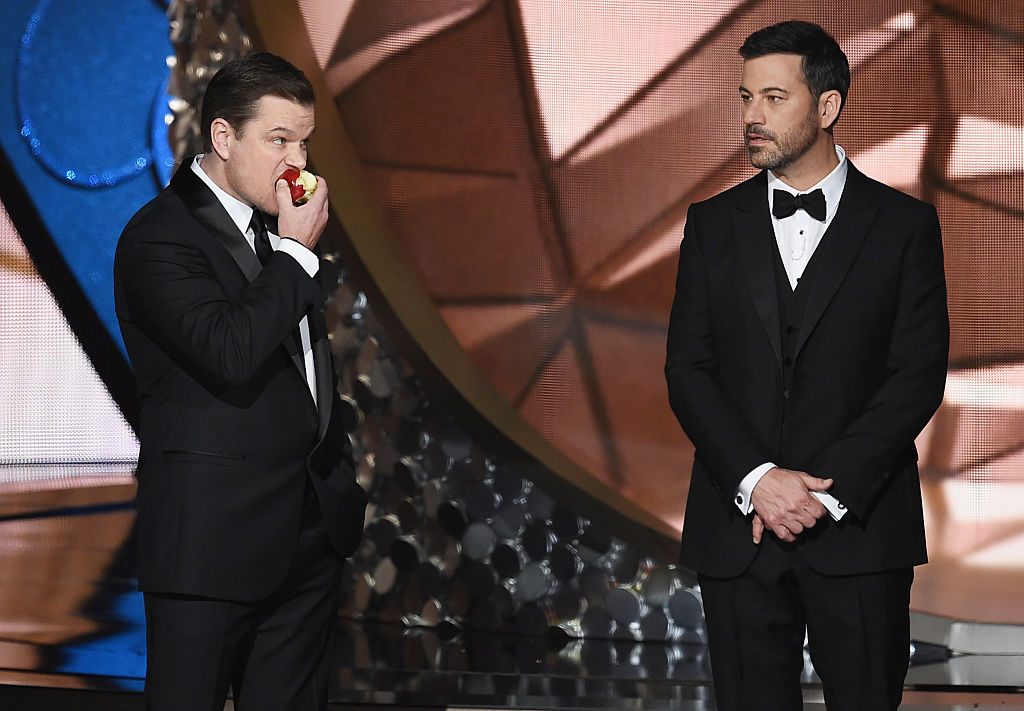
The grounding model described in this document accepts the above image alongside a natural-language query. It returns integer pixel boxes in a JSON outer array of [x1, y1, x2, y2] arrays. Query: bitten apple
[[279, 168, 317, 205]]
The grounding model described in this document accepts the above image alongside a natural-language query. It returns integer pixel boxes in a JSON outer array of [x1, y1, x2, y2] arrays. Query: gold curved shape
[[241, 0, 679, 559]]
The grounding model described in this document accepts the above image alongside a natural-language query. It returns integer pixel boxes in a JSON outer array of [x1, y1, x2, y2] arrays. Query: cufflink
[[735, 495, 743, 505], [837, 503, 845, 510]]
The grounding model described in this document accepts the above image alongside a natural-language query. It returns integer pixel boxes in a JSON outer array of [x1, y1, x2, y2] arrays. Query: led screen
[[294, 0, 1024, 623]]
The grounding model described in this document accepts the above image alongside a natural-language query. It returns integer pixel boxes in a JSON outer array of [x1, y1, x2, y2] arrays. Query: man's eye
[[766, 96, 783, 103], [272, 137, 285, 145], [740, 95, 751, 103]]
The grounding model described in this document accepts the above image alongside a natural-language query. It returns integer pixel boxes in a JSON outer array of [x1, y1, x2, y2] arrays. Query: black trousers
[[699, 535, 913, 711], [143, 486, 343, 711]]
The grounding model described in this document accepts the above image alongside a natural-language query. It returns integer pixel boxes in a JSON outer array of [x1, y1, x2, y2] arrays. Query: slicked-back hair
[[740, 21, 850, 127], [200, 52, 315, 151]]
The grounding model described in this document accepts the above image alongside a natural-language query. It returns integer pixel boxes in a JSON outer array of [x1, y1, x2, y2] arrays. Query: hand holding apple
[[275, 171, 328, 250]]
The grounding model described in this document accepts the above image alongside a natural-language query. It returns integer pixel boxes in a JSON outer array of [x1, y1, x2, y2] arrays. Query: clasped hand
[[750, 467, 833, 544]]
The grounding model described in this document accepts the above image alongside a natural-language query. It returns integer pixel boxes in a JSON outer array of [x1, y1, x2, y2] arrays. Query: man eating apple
[[114, 52, 366, 711]]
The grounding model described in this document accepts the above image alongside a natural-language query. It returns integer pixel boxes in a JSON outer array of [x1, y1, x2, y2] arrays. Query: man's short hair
[[200, 52, 315, 151], [740, 21, 850, 125]]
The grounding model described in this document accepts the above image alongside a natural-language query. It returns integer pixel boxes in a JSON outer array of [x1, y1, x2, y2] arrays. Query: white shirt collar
[[191, 154, 255, 236], [768, 145, 848, 223]]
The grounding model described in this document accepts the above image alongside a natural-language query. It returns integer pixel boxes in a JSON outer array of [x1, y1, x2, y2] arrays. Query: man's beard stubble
[[745, 108, 820, 171]]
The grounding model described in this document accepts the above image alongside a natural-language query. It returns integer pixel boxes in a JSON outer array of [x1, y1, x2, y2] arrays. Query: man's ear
[[209, 117, 234, 160], [819, 89, 842, 131]]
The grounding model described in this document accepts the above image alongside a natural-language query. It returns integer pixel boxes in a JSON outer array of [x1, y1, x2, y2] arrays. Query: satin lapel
[[732, 172, 783, 369], [261, 208, 312, 391], [170, 159, 262, 283], [310, 305, 333, 439], [794, 164, 877, 358], [282, 325, 307, 387], [172, 159, 308, 386]]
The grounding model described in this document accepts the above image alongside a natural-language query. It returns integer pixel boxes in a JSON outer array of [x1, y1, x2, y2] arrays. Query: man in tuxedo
[[115, 52, 366, 710], [665, 21, 948, 710]]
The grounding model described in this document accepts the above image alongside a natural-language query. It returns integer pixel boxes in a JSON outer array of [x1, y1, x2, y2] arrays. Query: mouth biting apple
[[279, 168, 317, 205]]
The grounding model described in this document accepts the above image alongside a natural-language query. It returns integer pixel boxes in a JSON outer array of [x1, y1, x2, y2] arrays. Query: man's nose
[[285, 145, 307, 170], [743, 101, 764, 126]]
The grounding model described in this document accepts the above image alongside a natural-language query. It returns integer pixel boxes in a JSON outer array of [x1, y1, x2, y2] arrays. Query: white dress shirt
[[734, 146, 849, 521], [191, 155, 319, 408]]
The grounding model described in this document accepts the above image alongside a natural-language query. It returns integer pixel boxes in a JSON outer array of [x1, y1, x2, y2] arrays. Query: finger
[[806, 500, 827, 520], [784, 520, 804, 537], [794, 511, 817, 529], [275, 179, 293, 209], [752, 515, 764, 544], [772, 525, 795, 543], [307, 177, 327, 207], [800, 474, 834, 491]]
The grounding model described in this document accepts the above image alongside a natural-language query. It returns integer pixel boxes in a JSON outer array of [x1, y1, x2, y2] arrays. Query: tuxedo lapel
[[794, 163, 877, 358], [170, 159, 262, 283], [281, 326, 308, 388], [310, 305, 333, 439], [171, 159, 310, 389], [732, 172, 784, 369]]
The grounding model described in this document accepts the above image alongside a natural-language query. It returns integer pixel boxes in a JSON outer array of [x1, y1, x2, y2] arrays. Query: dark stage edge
[[1, 622, 1023, 711], [1, 479, 1023, 710], [0, 674, 1023, 711]]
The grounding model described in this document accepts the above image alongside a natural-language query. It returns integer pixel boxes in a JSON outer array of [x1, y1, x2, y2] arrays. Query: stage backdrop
[[256, 0, 1024, 624], [1, 0, 1022, 630]]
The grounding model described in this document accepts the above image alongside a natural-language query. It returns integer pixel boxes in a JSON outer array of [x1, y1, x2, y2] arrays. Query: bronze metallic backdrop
[[245, 0, 1024, 625]]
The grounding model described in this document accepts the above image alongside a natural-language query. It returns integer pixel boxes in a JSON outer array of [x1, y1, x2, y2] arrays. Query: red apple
[[278, 168, 317, 205]]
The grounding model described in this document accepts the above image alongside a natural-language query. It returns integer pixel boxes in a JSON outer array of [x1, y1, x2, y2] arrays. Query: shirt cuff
[[275, 237, 319, 277], [811, 491, 847, 521], [735, 462, 776, 515]]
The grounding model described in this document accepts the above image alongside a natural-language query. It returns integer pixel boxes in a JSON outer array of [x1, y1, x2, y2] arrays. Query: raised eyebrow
[[265, 126, 316, 140], [265, 126, 298, 137], [738, 86, 791, 95]]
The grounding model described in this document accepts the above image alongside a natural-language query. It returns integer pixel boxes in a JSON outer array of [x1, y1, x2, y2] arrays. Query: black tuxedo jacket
[[666, 163, 948, 578], [114, 160, 366, 601]]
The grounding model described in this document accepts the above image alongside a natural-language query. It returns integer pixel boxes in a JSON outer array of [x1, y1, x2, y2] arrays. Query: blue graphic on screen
[[54, 586, 147, 684], [0, 0, 173, 684], [0, 0, 173, 351]]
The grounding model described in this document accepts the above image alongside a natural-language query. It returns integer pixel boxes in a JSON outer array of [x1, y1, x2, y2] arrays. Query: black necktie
[[250, 209, 308, 382], [249, 211, 274, 265], [772, 188, 826, 221]]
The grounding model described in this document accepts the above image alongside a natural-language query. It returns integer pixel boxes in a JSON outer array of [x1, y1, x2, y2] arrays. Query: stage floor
[[0, 475, 1021, 710], [0, 672, 1021, 710]]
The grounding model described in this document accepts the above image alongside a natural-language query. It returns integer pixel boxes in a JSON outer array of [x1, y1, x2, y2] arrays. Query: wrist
[[275, 237, 319, 277]]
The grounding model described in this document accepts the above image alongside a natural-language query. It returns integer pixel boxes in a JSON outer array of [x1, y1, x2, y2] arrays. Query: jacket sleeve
[[116, 222, 323, 387], [808, 205, 949, 517], [665, 205, 772, 500]]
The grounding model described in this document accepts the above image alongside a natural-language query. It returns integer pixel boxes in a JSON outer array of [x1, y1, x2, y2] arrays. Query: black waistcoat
[[772, 232, 825, 461]]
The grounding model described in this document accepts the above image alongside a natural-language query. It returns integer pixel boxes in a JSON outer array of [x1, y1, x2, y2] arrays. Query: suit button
[[783, 389, 790, 399], [787, 325, 796, 334], [784, 357, 793, 366]]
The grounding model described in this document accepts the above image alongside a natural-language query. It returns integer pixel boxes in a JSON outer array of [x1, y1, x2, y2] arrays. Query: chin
[[748, 149, 784, 171], [747, 150, 770, 168], [257, 197, 280, 217]]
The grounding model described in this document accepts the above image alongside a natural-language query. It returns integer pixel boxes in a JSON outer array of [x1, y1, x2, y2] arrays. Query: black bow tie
[[773, 188, 826, 221]]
